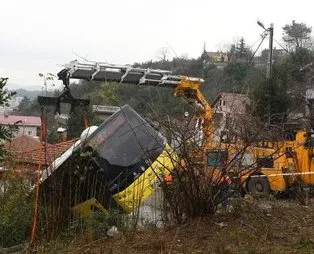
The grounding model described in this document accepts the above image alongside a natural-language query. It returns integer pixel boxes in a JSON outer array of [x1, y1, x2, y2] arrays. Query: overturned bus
[[40, 105, 176, 219]]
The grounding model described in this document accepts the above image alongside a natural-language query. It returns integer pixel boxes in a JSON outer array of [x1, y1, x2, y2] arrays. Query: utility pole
[[266, 23, 274, 79], [266, 23, 274, 124], [257, 20, 274, 123]]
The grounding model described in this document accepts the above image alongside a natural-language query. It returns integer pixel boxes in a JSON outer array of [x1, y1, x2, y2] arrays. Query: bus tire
[[247, 175, 270, 195]]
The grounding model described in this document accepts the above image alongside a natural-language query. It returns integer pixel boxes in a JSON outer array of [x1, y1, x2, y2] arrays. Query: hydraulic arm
[[58, 60, 213, 144]]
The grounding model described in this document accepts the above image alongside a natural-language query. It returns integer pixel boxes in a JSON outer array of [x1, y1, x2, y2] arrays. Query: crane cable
[[30, 107, 45, 246]]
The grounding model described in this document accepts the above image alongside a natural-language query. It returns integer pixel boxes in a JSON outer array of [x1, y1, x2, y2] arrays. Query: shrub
[[0, 172, 34, 248]]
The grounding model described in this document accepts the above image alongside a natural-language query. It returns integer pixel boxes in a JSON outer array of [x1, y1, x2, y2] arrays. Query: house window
[[28, 131, 33, 136]]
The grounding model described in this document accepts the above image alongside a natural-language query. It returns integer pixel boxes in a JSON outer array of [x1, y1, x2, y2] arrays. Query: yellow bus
[[40, 105, 176, 217]]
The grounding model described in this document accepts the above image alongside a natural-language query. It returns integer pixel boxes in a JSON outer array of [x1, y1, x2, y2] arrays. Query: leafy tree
[[233, 38, 252, 62], [251, 75, 289, 124], [227, 44, 236, 62], [290, 47, 314, 67], [224, 62, 248, 83], [100, 82, 187, 117], [65, 105, 101, 140], [282, 48, 314, 114], [0, 174, 33, 248], [99, 82, 120, 105], [252, 45, 313, 122], [15, 96, 31, 115], [283, 20, 312, 50], [202, 64, 217, 79], [173, 57, 204, 77], [13, 96, 41, 117], [235, 38, 247, 60], [66, 108, 88, 140]]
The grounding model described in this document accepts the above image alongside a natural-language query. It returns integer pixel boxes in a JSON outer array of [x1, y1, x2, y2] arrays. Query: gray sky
[[1, 0, 314, 90]]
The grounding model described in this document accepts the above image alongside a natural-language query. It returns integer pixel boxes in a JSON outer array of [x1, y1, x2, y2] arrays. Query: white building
[[0, 115, 41, 137]]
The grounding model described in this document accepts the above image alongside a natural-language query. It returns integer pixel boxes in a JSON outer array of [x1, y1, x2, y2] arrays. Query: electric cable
[[247, 32, 268, 65], [274, 39, 290, 54]]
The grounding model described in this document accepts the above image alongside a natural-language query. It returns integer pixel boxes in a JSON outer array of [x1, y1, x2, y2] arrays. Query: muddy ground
[[55, 196, 314, 254]]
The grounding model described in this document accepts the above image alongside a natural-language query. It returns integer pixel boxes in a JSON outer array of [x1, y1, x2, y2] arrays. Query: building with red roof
[[3, 135, 75, 179], [0, 115, 41, 137]]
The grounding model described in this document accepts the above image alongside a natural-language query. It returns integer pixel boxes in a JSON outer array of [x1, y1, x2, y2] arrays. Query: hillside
[[12, 88, 42, 100]]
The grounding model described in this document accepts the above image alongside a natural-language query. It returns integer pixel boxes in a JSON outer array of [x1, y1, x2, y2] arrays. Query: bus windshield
[[85, 105, 165, 183]]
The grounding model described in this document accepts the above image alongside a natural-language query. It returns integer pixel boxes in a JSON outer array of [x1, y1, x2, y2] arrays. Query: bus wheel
[[247, 175, 270, 195]]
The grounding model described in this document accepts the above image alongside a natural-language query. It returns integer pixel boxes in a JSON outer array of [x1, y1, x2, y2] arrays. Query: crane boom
[[58, 60, 213, 143], [59, 60, 187, 87]]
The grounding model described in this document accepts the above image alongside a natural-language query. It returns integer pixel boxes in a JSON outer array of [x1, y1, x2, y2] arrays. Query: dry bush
[[36, 103, 291, 241], [153, 110, 291, 224]]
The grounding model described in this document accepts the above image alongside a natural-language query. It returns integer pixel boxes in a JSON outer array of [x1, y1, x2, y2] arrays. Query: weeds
[[0, 172, 33, 248]]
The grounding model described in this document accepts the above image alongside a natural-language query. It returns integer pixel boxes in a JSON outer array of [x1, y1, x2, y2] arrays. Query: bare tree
[[157, 47, 170, 62]]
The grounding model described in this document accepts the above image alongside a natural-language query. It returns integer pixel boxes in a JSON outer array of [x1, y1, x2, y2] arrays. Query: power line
[[248, 33, 268, 65], [248, 34, 266, 50], [274, 39, 290, 54]]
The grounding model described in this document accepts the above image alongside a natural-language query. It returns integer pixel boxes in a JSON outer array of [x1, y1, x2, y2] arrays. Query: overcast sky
[[1, 0, 314, 90]]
